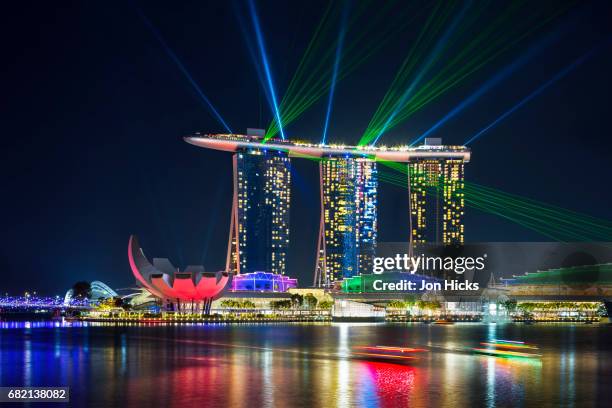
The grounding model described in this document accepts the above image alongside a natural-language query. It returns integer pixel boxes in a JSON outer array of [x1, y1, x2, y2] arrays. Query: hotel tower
[[408, 139, 465, 247], [314, 156, 378, 287], [227, 146, 291, 275]]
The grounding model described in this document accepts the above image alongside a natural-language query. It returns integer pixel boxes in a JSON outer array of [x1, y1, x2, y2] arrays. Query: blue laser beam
[[464, 44, 606, 145], [411, 29, 564, 146], [321, 5, 349, 145], [136, 9, 233, 134], [246, 0, 286, 140], [235, 7, 281, 139], [233, 6, 274, 115], [234, 4, 285, 140], [371, 1, 471, 146]]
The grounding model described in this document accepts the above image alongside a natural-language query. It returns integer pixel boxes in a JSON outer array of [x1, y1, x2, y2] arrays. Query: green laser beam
[[377, 165, 612, 241], [377, 171, 600, 242], [359, 1, 574, 146], [265, 0, 434, 140]]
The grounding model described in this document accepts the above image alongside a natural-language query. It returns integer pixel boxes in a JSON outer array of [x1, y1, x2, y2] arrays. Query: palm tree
[[502, 300, 517, 313], [318, 300, 334, 310], [290, 293, 304, 309], [387, 300, 406, 309], [270, 300, 292, 310], [403, 295, 418, 309], [220, 299, 239, 309], [241, 300, 256, 309], [304, 293, 318, 309]]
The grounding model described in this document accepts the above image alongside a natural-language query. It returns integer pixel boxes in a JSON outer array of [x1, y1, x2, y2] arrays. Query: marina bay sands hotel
[[185, 130, 471, 287]]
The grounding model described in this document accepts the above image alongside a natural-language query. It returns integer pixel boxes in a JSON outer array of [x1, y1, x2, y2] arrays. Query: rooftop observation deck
[[184, 133, 471, 163]]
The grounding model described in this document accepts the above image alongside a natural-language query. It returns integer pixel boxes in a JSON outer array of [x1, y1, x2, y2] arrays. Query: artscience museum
[[128, 235, 232, 314]]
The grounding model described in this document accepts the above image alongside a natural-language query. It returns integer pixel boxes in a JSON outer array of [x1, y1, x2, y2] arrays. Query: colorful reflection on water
[[0, 321, 610, 407]]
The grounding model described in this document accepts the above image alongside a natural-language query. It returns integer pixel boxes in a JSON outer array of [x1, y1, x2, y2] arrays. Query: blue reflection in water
[[486, 354, 496, 408], [485, 322, 497, 408], [23, 325, 31, 386], [486, 322, 497, 341], [120, 333, 127, 374], [54, 327, 61, 358]]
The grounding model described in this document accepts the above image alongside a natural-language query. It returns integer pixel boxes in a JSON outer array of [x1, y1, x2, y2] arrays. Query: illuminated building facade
[[441, 159, 465, 244], [409, 158, 465, 246], [314, 157, 377, 287], [355, 158, 378, 274], [227, 148, 291, 275], [231, 272, 297, 292], [185, 133, 470, 284]]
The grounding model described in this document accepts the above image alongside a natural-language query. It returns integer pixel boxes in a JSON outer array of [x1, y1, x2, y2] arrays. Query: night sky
[[2, 1, 611, 295]]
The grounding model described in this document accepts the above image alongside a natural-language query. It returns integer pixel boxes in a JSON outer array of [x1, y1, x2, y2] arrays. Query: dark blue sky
[[2, 0, 611, 295]]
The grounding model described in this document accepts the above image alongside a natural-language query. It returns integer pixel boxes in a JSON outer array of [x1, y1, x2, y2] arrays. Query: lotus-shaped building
[[128, 235, 232, 314]]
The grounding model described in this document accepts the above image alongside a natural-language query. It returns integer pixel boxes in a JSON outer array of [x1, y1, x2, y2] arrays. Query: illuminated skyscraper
[[355, 158, 377, 274], [185, 132, 469, 282], [314, 157, 377, 286], [409, 156, 465, 247], [227, 148, 291, 275], [441, 159, 465, 244], [409, 160, 442, 245]]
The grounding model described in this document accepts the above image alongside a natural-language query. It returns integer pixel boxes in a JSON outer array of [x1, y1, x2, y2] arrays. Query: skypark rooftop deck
[[184, 133, 471, 163]]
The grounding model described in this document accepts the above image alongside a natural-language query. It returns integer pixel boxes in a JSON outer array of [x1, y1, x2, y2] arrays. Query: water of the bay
[[0, 321, 611, 407]]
